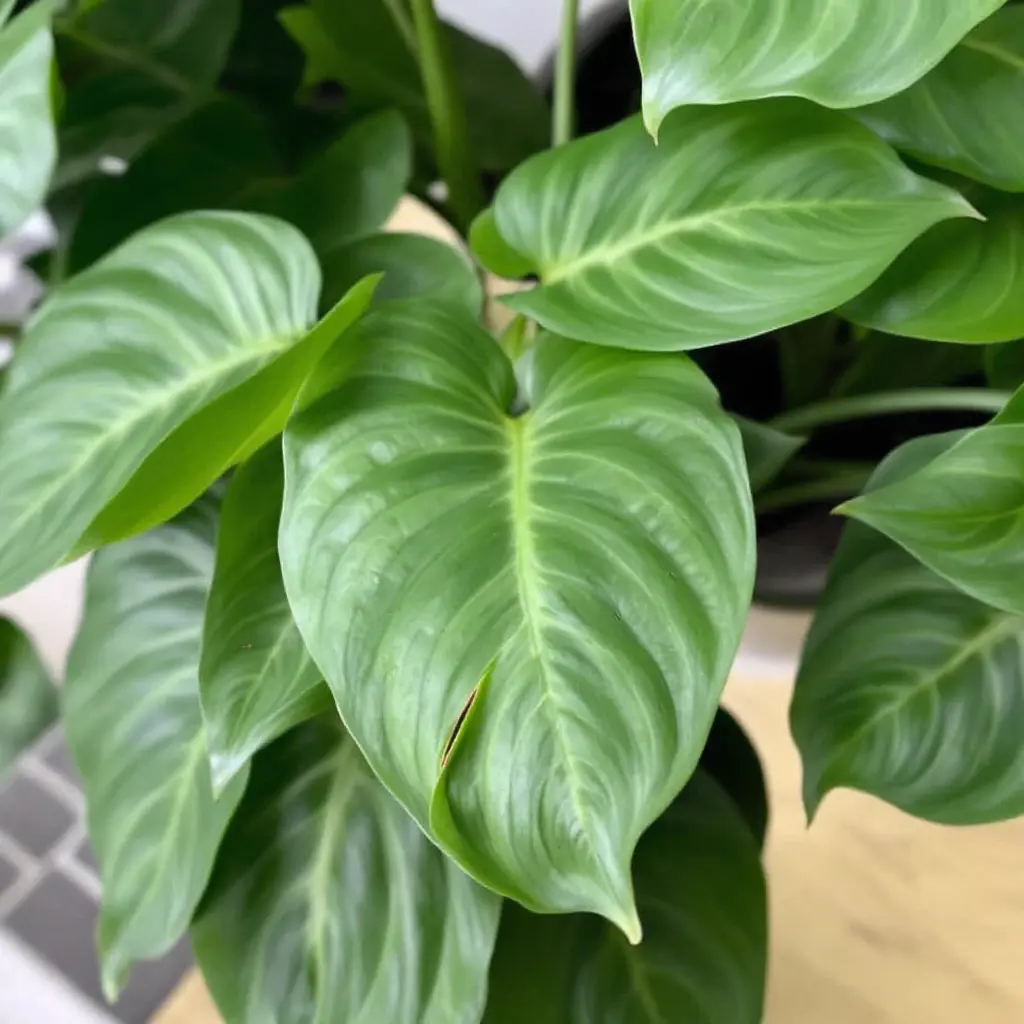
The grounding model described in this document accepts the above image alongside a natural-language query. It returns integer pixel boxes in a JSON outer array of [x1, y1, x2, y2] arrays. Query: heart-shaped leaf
[[793, 432, 1024, 823], [192, 716, 501, 1024], [844, 186, 1024, 343], [630, 0, 1005, 137], [281, 300, 755, 935], [987, 341, 1024, 391], [0, 617, 55, 774], [482, 771, 767, 1024], [856, 7, 1024, 193], [63, 495, 248, 997], [200, 440, 329, 794], [843, 387, 1024, 615], [0, 211, 376, 597], [0, 0, 57, 238], [493, 103, 973, 351]]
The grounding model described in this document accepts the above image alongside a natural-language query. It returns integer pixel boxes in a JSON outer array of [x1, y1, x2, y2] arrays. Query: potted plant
[[0, 0, 1021, 1021]]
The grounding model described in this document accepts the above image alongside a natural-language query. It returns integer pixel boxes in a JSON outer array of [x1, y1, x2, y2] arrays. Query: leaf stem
[[771, 389, 1011, 435], [756, 470, 875, 515], [553, 0, 580, 147], [408, 0, 484, 230]]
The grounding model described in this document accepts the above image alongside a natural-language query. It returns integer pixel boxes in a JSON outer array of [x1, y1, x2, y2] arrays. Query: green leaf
[[842, 386, 1024, 615], [735, 416, 804, 494], [494, 103, 974, 352], [856, 7, 1024, 193], [468, 207, 533, 281], [987, 340, 1024, 391], [630, 0, 1006, 137], [63, 496, 248, 998], [0, 0, 58, 238], [192, 717, 501, 1024], [0, 618, 55, 774], [0, 211, 376, 597], [483, 771, 767, 1024], [833, 333, 984, 396], [844, 187, 1024, 343], [200, 440, 328, 794], [280, 300, 755, 935], [792, 432, 1024, 823], [321, 232, 483, 316]]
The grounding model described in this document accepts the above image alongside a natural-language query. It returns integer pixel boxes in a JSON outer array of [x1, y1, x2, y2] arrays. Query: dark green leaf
[[630, 0, 1005, 137], [793, 432, 1024, 823], [735, 416, 804, 494], [776, 316, 840, 409], [468, 207, 533, 281], [0, 617, 55, 774], [0, 211, 376, 597], [63, 496, 248, 997], [986, 341, 1024, 390], [192, 717, 501, 1024], [280, 300, 755, 934], [494, 103, 973, 351], [483, 771, 767, 1024], [834, 333, 984, 396]]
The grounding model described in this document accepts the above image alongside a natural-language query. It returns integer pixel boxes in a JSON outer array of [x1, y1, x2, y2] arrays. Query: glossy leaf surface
[[63, 497, 248, 996], [793, 434, 1024, 823], [0, 618, 55, 774], [281, 301, 755, 933], [483, 772, 767, 1024], [494, 104, 972, 351], [0, 0, 57, 238], [0, 211, 375, 597], [630, 0, 1005, 137], [193, 717, 501, 1024], [200, 441, 328, 794], [844, 388, 1024, 615], [857, 8, 1024, 193]]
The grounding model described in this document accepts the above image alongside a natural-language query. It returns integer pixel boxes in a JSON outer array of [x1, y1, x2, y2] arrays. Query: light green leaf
[[630, 0, 1006, 137], [856, 8, 1024, 193], [468, 207, 533, 281], [734, 416, 804, 495], [494, 103, 973, 351], [843, 387, 1024, 615], [792, 432, 1024, 823], [844, 186, 1024, 343], [320, 232, 483, 316], [192, 717, 501, 1024], [987, 341, 1024, 391], [63, 496, 248, 998], [0, 618, 55, 774], [0, 0, 57, 238], [281, 300, 755, 935], [483, 772, 767, 1024], [200, 440, 328, 794], [0, 211, 376, 597]]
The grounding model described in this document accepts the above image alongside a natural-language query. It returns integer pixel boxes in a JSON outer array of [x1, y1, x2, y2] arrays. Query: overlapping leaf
[[483, 772, 767, 1024], [492, 103, 973, 351], [0, 211, 376, 597], [63, 496, 248, 997], [987, 341, 1024, 390], [735, 417, 804, 495], [792, 433, 1024, 823], [843, 387, 1024, 615], [192, 717, 501, 1024], [281, 300, 755, 934], [630, 0, 1006, 137], [0, 617, 55, 774]]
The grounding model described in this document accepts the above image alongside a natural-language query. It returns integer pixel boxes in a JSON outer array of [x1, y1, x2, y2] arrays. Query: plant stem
[[756, 470, 875, 515], [771, 388, 1011, 435], [553, 0, 580, 146], [408, 0, 483, 230]]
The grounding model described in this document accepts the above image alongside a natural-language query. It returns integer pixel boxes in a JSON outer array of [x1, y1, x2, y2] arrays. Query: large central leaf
[[493, 103, 973, 351], [281, 301, 755, 935]]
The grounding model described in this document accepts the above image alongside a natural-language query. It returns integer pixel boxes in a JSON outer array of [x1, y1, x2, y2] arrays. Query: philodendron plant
[[0, 0, 1022, 1019]]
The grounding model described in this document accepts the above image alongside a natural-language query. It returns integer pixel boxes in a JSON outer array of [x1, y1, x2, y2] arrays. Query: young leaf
[[280, 300, 755, 936], [630, 0, 1005, 137], [856, 7, 1024, 193], [734, 416, 804, 495], [63, 496, 248, 998], [483, 772, 767, 1024], [192, 717, 501, 1024], [0, 0, 57, 238], [0, 211, 376, 597], [200, 440, 329, 794], [844, 187, 1024, 343], [843, 387, 1024, 615], [0, 618, 56, 774], [793, 433, 1024, 823], [987, 341, 1024, 391], [493, 103, 974, 351]]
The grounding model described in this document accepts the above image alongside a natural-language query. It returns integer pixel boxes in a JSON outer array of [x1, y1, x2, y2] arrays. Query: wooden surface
[[153, 672, 1024, 1023]]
